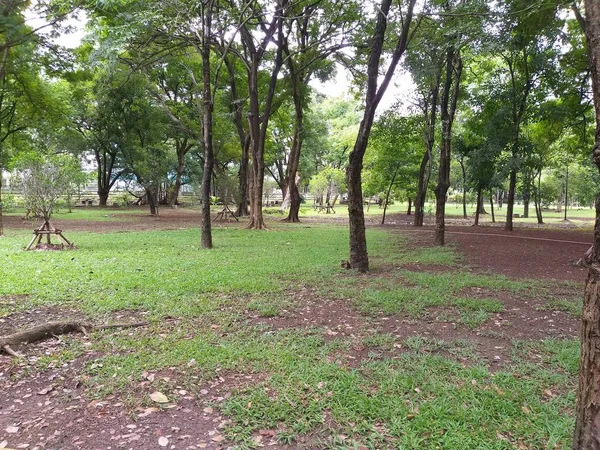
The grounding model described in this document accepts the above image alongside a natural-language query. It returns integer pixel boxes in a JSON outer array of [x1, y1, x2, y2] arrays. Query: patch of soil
[[0, 365, 248, 450], [385, 223, 591, 281], [247, 287, 366, 341]]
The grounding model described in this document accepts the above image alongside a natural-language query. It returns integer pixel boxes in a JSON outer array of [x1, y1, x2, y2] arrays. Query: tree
[[573, 1, 600, 447], [16, 152, 80, 249], [346, 0, 417, 272]]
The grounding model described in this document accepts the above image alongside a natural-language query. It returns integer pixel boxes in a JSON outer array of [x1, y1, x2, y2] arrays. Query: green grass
[[361, 201, 596, 229], [0, 217, 581, 449]]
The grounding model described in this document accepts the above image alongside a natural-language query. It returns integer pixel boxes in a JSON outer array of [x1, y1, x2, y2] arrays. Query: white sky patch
[[25, 2, 87, 49], [311, 64, 417, 114]]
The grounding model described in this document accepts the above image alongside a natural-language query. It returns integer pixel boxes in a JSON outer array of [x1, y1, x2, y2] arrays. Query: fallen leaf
[[158, 436, 169, 447], [5, 426, 19, 434], [150, 392, 169, 403], [138, 407, 159, 417], [37, 386, 53, 395], [0, 440, 8, 448], [212, 435, 225, 443], [258, 429, 276, 437], [203, 407, 214, 414]]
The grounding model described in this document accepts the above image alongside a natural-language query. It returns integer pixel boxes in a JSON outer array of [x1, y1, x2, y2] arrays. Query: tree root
[[0, 321, 148, 357]]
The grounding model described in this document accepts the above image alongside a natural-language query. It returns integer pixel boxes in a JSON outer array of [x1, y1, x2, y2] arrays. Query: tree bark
[[414, 151, 429, 227], [523, 186, 530, 218], [98, 188, 109, 207], [505, 168, 517, 231], [407, 198, 412, 215], [237, 135, 250, 217], [474, 186, 482, 226], [574, 1, 600, 448], [381, 165, 399, 225], [414, 64, 441, 228], [477, 192, 487, 215], [200, 1, 214, 249], [434, 46, 462, 246], [347, 0, 416, 271], [490, 191, 495, 223], [243, 0, 287, 230], [460, 158, 467, 218], [146, 186, 159, 216], [0, 168, 4, 237]]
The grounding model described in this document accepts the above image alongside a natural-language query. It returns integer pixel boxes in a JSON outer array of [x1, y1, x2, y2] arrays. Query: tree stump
[[26, 220, 74, 251]]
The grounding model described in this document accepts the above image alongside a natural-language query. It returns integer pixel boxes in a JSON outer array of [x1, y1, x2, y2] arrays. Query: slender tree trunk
[[169, 153, 184, 207], [407, 198, 412, 215], [474, 186, 482, 226], [565, 163, 569, 221], [243, 0, 287, 230], [460, 159, 467, 218], [434, 46, 462, 246], [414, 151, 429, 226], [284, 77, 304, 223], [490, 191, 495, 223], [0, 168, 4, 237], [536, 172, 543, 224], [505, 169, 517, 231], [224, 57, 250, 218], [237, 135, 250, 217], [574, 2, 600, 447], [200, 2, 214, 249], [381, 166, 399, 225], [523, 187, 530, 218]]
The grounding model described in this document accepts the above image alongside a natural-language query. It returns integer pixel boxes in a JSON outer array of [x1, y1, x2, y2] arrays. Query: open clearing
[[0, 207, 588, 449]]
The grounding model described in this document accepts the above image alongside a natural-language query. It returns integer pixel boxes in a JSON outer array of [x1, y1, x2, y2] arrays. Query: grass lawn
[[0, 220, 581, 449]]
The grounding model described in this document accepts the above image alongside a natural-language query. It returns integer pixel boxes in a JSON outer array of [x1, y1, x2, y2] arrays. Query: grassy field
[[0, 221, 581, 449]]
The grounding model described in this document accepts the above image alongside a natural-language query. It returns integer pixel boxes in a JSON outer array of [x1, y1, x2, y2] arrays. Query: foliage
[[14, 152, 85, 221]]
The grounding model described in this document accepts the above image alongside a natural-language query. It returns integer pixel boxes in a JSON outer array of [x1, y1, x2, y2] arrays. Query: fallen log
[[0, 321, 148, 357]]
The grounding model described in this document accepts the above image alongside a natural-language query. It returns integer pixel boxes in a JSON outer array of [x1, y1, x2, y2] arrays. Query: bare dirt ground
[[0, 207, 589, 449]]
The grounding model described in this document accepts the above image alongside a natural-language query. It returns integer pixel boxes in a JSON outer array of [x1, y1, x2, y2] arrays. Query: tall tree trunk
[[0, 168, 4, 237], [237, 135, 250, 217], [535, 171, 543, 224], [283, 73, 304, 223], [407, 198, 412, 215], [243, 0, 287, 230], [169, 152, 185, 207], [200, 1, 214, 249], [474, 186, 482, 226], [490, 191, 495, 223], [224, 57, 250, 218], [460, 159, 467, 218], [147, 186, 159, 216], [414, 151, 429, 226], [523, 187, 530, 218], [381, 166, 399, 225], [346, 0, 416, 270], [574, 2, 600, 447], [414, 64, 441, 228], [434, 46, 462, 246], [505, 168, 517, 231]]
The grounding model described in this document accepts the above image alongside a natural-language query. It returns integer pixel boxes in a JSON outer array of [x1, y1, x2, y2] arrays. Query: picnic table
[[314, 202, 336, 214]]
